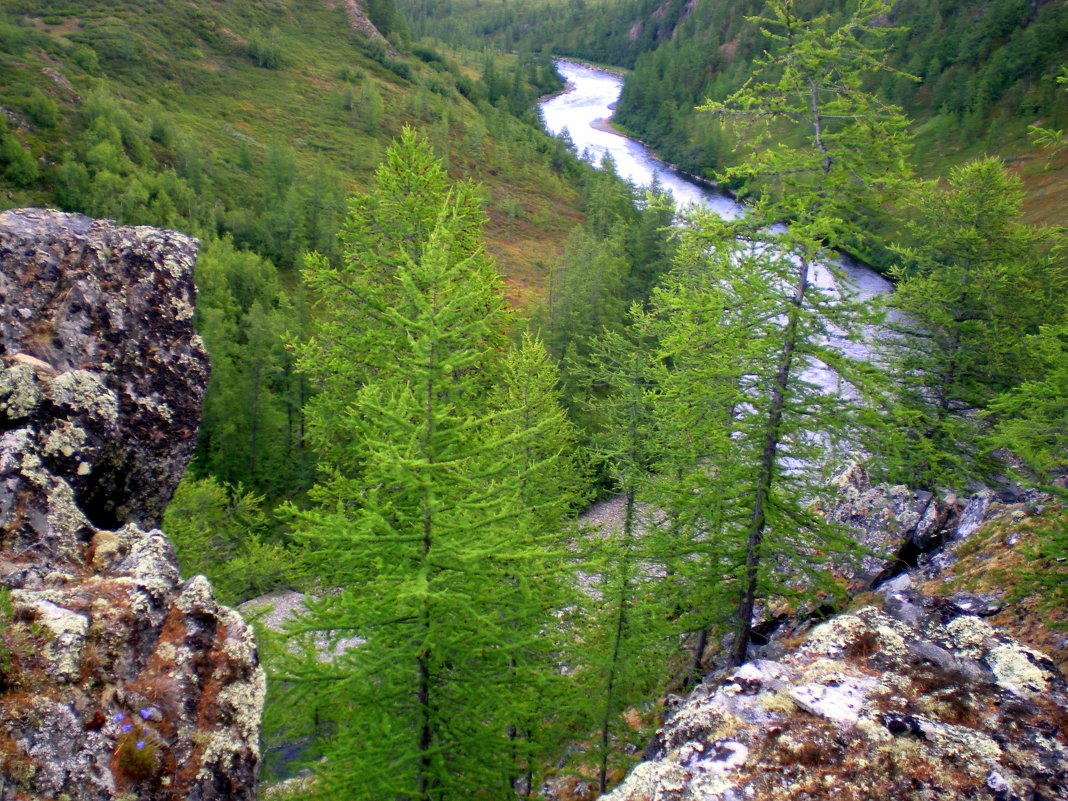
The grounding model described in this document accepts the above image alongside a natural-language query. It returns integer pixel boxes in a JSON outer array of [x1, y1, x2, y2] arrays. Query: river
[[538, 60, 892, 305]]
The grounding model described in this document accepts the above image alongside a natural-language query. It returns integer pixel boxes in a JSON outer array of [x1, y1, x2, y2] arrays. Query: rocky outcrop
[[342, 0, 396, 55], [825, 462, 953, 587], [0, 209, 264, 800], [606, 601, 1068, 801], [599, 466, 1068, 801]]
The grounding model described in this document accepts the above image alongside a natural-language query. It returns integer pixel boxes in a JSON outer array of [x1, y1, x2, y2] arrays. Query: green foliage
[[879, 158, 1067, 488], [1028, 66, 1068, 163], [690, 0, 909, 663], [244, 29, 288, 70], [0, 0, 596, 515], [987, 323, 1068, 623], [988, 323, 1068, 472], [401, 0, 671, 68], [162, 475, 292, 605], [366, 0, 408, 41], [491, 332, 589, 526], [0, 0, 585, 276], [537, 160, 676, 365], [642, 237, 765, 654], [24, 88, 59, 129], [0, 586, 49, 693], [357, 77, 385, 134], [69, 44, 100, 74], [543, 224, 629, 360], [282, 130, 579, 799], [0, 134, 37, 187], [192, 236, 312, 498], [608, 0, 1068, 191], [568, 322, 675, 792], [0, 587, 13, 685]]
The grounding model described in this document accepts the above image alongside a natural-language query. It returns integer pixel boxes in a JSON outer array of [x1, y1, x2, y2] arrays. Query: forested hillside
[[403, 0, 1068, 228], [613, 0, 1068, 223], [0, 0, 600, 504], [401, 0, 680, 66], [0, 0, 577, 283]]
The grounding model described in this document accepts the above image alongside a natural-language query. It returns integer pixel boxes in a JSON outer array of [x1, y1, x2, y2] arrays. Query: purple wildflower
[[113, 713, 125, 722], [139, 708, 152, 720], [136, 740, 145, 750], [121, 723, 133, 733]]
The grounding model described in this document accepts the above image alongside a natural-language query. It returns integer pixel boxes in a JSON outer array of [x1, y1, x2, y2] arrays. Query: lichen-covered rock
[[0, 209, 263, 800], [605, 603, 1068, 801], [0, 208, 207, 531], [825, 462, 953, 587]]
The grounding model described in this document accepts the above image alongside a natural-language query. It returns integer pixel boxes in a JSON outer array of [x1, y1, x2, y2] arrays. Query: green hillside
[[612, 0, 1068, 224], [402, 0, 1068, 229], [0, 0, 620, 504], [0, 0, 582, 303]]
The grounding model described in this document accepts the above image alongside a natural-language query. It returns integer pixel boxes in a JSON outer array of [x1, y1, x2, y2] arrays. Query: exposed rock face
[[0, 209, 264, 800], [606, 602, 1068, 801], [600, 467, 1068, 801], [0, 208, 207, 531], [343, 0, 396, 55], [825, 462, 953, 588]]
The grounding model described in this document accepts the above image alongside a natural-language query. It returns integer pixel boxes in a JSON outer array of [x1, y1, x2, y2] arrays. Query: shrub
[[244, 31, 287, 70], [0, 134, 38, 187], [25, 89, 59, 129], [0, 21, 30, 53], [70, 44, 100, 74]]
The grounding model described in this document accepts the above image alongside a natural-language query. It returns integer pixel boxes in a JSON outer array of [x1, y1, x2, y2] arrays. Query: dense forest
[[2, 0, 1067, 798]]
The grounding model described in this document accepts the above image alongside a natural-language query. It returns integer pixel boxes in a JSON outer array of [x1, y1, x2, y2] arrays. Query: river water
[[538, 60, 895, 394], [538, 60, 892, 305]]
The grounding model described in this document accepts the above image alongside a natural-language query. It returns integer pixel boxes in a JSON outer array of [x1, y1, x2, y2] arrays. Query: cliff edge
[[598, 470, 1068, 801], [0, 209, 264, 800]]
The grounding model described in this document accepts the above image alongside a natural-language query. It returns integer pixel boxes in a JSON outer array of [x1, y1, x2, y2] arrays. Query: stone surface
[[0, 209, 264, 800], [825, 461, 953, 587], [342, 0, 396, 54], [604, 604, 1068, 801], [0, 207, 208, 531]]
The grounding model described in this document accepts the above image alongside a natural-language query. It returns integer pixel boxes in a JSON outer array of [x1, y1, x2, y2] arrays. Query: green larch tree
[[880, 157, 1067, 489], [695, 0, 913, 665], [642, 226, 768, 684], [192, 236, 302, 498], [280, 129, 578, 800], [570, 321, 674, 794], [487, 332, 589, 795], [987, 322, 1068, 622]]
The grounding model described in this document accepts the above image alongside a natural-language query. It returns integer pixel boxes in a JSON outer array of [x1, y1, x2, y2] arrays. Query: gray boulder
[[0, 210, 263, 800]]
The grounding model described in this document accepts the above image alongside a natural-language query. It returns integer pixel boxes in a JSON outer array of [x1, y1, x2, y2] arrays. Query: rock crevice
[[600, 465, 1068, 801]]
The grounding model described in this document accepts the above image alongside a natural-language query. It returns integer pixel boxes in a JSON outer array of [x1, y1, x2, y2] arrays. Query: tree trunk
[[730, 256, 810, 667]]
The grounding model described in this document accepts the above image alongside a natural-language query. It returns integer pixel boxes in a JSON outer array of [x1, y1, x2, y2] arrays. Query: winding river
[[538, 60, 893, 305], [539, 60, 895, 393]]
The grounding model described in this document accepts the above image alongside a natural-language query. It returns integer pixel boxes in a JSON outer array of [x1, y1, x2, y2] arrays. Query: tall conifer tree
[[282, 130, 573, 800], [571, 322, 674, 793], [691, 0, 914, 665], [880, 158, 1067, 488]]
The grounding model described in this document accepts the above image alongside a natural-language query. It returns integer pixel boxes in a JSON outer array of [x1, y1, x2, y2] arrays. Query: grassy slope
[[0, 0, 583, 308], [908, 105, 1068, 227]]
